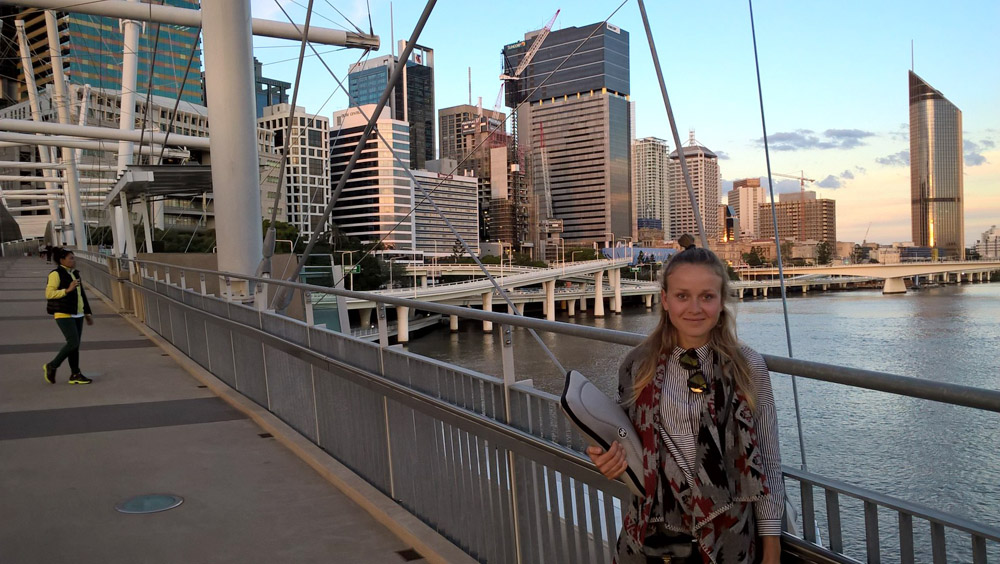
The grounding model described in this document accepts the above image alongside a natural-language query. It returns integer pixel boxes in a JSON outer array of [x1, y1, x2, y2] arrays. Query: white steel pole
[[44, 10, 88, 250], [201, 0, 262, 299], [15, 19, 64, 243], [116, 0, 140, 257]]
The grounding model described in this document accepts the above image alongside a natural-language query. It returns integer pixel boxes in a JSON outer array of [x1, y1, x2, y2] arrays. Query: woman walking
[[42, 249, 93, 385], [587, 241, 783, 563]]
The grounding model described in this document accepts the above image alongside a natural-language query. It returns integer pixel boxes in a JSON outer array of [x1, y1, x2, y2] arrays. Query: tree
[[816, 241, 833, 265], [262, 220, 301, 253], [742, 246, 765, 267], [451, 239, 464, 261], [779, 241, 794, 264]]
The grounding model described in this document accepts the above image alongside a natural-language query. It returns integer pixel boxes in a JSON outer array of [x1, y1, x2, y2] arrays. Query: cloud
[[817, 175, 842, 189], [964, 140, 990, 166], [981, 139, 996, 149], [855, 166, 867, 175], [876, 150, 910, 166], [716, 150, 731, 160], [889, 123, 909, 142], [840, 169, 854, 180], [721, 179, 734, 195], [758, 128, 875, 151]]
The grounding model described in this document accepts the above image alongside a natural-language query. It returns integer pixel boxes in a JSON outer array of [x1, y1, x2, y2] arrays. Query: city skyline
[[248, 1, 995, 246]]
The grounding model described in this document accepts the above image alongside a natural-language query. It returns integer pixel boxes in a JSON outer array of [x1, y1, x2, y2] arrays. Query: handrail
[[784, 467, 1000, 542], [84, 253, 1000, 414]]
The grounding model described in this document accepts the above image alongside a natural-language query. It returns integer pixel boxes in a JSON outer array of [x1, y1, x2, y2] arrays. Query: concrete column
[[568, 298, 576, 317], [202, 0, 262, 298], [803, 284, 809, 293], [883, 277, 906, 294], [44, 11, 86, 250], [644, 294, 653, 308], [481, 292, 493, 333], [613, 269, 622, 314], [594, 270, 605, 318], [359, 307, 373, 328], [396, 305, 409, 343], [449, 314, 459, 332], [544, 280, 555, 321], [580, 295, 588, 312], [420, 275, 427, 288]]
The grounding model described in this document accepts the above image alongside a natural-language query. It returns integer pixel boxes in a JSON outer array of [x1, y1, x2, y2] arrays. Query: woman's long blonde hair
[[629, 244, 757, 411]]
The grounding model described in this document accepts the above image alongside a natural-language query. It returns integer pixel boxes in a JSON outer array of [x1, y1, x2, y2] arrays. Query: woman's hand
[[759, 535, 780, 564], [67, 279, 79, 292], [586, 441, 628, 480], [85, 314, 93, 326]]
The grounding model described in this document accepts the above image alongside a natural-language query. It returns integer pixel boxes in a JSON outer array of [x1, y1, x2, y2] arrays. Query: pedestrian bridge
[[28, 249, 1000, 564], [743, 261, 1000, 293]]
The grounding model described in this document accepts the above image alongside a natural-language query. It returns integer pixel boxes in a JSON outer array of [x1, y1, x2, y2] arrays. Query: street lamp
[[386, 257, 398, 289], [571, 250, 584, 263], [602, 232, 615, 260], [618, 236, 633, 263]]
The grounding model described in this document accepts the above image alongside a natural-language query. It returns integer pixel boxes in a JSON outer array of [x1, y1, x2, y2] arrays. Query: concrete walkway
[[0, 257, 461, 564]]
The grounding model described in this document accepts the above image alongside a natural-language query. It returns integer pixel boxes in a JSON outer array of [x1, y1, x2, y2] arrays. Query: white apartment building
[[258, 104, 330, 240], [0, 84, 209, 239], [728, 178, 767, 238], [330, 104, 414, 253], [632, 137, 670, 240], [977, 225, 1000, 259], [668, 132, 721, 242], [412, 159, 479, 259]]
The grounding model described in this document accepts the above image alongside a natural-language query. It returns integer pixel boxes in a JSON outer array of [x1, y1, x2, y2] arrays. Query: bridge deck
[[0, 256, 453, 564]]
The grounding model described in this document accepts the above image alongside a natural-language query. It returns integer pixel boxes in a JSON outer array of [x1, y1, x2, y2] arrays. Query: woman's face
[[661, 263, 724, 349], [59, 253, 76, 268]]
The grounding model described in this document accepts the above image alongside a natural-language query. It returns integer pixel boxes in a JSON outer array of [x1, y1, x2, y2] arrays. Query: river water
[[405, 282, 1000, 561]]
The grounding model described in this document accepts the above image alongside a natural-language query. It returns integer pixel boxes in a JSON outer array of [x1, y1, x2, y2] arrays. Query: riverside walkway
[[0, 257, 471, 564]]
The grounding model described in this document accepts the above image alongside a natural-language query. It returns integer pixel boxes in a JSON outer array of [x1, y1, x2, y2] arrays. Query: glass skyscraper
[[503, 22, 631, 249], [347, 44, 435, 170], [11, 2, 202, 104], [909, 71, 964, 259]]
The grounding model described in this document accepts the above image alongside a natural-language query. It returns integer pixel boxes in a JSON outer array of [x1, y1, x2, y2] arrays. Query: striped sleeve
[[45, 271, 65, 300], [742, 345, 785, 536]]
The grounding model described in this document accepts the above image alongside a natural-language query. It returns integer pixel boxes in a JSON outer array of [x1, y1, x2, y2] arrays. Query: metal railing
[[73, 252, 1000, 563]]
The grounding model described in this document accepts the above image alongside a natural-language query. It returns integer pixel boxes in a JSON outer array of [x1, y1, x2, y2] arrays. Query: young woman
[[587, 243, 783, 564], [43, 249, 94, 385]]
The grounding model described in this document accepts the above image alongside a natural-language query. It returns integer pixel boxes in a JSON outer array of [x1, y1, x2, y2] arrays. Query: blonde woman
[[587, 242, 783, 563]]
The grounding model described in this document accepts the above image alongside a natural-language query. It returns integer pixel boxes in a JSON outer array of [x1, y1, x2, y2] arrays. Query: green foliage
[[726, 263, 740, 281], [815, 241, 833, 265], [262, 220, 303, 253], [566, 247, 598, 261], [742, 246, 766, 267]]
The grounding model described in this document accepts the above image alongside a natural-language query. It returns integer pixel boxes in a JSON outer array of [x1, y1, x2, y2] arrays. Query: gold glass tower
[[909, 71, 964, 259]]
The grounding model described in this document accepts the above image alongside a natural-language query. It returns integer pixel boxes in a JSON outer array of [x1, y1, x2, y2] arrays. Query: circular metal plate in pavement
[[115, 494, 184, 514]]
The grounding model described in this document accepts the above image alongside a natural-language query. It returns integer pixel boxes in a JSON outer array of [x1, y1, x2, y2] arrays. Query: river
[[404, 282, 1000, 561]]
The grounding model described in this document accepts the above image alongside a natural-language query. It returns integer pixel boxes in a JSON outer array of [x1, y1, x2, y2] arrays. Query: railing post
[[499, 323, 524, 564], [376, 303, 389, 349], [164, 267, 171, 286], [899, 512, 914, 563], [825, 490, 843, 553], [864, 500, 881, 564], [223, 276, 232, 302], [801, 482, 816, 543], [303, 291, 315, 325], [199, 273, 207, 295], [179, 271, 186, 291]]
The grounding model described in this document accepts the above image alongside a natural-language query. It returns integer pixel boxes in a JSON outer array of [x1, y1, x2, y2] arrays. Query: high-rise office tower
[[9, 3, 202, 104], [728, 178, 767, 238], [503, 22, 631, 251], [757, 191, 837, 243], [668, 132, 720, 242], [632, 137, 670, 241], [347, 43, 435, 170], [909, 71, 964, 259], [258, 104, 330, 240], [438, 104, 527, 246], [329, 104, 414, 253]]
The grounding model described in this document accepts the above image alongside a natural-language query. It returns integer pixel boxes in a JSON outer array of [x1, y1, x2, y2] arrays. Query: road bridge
[[741, 261, 1000, 293]]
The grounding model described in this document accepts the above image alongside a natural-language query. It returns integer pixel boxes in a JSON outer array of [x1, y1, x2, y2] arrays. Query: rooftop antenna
[[468, 66, 472, 105], [910, 40, 914, 72], [390, 2, 395, 58]]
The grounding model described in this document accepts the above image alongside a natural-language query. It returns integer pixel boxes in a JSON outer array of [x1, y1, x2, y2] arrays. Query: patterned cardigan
[[614, 342, 773, 564]]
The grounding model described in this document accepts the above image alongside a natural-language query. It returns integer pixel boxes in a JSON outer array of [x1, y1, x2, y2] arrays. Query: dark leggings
[[51, 317, 84, 374]]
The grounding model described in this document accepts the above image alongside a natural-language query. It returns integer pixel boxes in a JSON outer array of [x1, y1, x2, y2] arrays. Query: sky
[[247, 0, 999, 246]]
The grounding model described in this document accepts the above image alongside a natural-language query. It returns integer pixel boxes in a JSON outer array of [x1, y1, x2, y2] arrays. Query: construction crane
[[495, 9, 560, 114], [772, 171, 815, 242]]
